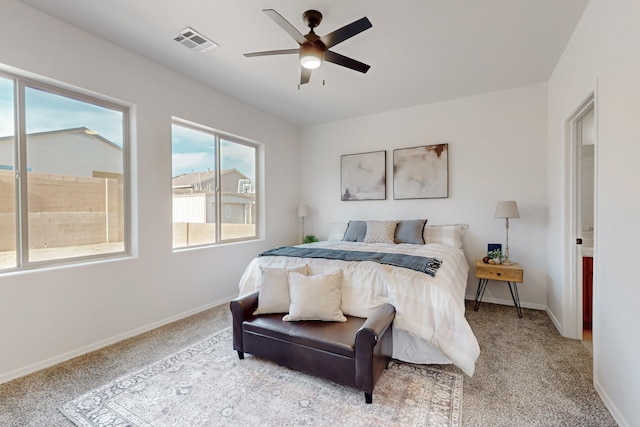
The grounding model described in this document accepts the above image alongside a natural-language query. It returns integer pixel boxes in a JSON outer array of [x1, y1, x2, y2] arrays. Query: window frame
[[171, 118, 259, 250], [0, 70, 131, 272]]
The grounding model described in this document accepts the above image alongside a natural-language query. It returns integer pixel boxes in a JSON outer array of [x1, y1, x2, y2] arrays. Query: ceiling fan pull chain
[[323, 61, 326, 86]]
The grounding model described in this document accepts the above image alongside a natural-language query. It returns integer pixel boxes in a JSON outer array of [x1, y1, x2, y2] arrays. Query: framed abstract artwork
[[393, 143, 448, 199], [340, 150, 386, 201]]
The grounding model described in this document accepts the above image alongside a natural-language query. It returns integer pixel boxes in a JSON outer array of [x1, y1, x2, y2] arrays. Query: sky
[[0, 76, 255, 180], [0, 77, 124, 145], [0, 77, 15, 139], [171, 124, 255, 179]]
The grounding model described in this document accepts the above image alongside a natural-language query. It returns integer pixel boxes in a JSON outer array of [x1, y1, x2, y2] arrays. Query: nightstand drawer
[[475, 261, 523, 282]]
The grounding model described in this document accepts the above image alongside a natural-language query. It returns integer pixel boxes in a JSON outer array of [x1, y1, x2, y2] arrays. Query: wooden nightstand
[[474, 259, 524, 318]]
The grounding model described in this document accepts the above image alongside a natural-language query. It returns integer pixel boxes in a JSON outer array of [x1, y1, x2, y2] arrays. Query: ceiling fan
[[244, 9, 372, 86]]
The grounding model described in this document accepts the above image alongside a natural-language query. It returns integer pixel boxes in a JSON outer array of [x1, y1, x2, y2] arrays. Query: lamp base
[[502, 260, 514, 266]]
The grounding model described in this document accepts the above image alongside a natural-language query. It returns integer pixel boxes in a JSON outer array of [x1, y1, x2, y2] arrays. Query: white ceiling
[[21, 0, 589, 127]]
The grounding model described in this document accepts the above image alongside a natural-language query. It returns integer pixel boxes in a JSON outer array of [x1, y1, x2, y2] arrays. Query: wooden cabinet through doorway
[[583, 256, 593, 330]]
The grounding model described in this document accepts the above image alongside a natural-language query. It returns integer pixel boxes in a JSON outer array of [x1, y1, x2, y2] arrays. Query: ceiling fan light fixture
[[300, 45, 323, 69]]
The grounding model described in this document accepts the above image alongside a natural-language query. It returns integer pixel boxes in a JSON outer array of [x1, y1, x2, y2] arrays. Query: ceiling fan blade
[[320, 17, 372, 49], [263, 9, 307, 45], [324, 50, 370, 74], [300, 67, 312, 85], [244, 49, 299, 57]]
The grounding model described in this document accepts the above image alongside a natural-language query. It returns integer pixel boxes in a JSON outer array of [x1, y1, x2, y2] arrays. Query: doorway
[[566, 93, 596, 350]]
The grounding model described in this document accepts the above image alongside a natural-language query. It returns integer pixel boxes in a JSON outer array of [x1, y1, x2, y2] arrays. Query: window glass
[[22, 86, 125, 263], [220, 139, 256, 241], [171, 123, 217, 248], [0, 76, 16, 269], [172, 122, 258, 248], [0, 73, 129, 273]]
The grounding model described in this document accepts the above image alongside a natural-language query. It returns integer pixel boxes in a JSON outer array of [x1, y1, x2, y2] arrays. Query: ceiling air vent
[[174, 27, 217, 53]]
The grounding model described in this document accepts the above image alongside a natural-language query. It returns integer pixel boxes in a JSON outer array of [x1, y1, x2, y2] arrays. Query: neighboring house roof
[[172, 169, 248, 189], [0, 126, 123, 176], [173, 168, 249, 185], [0, 127, 122, 151]]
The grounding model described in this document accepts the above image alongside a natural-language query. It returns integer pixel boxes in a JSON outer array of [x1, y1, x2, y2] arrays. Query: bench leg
[[237, 351, 244, 360], [365, 392, 372, 404]]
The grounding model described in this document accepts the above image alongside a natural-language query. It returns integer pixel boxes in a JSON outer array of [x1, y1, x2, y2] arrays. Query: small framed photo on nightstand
[[488, 243, 502, 253]]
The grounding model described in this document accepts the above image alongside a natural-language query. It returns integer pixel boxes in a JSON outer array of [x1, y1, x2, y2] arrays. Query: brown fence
[[0, 171, 16, 251], [172, 223, 256, 247], [0, 170, 123, 251]]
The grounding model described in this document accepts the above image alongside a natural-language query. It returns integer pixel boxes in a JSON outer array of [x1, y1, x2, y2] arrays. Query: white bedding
[[238, 241, 480, 376]]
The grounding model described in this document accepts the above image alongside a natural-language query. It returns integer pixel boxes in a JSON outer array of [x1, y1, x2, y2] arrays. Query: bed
[[237, 222, 480, 376]]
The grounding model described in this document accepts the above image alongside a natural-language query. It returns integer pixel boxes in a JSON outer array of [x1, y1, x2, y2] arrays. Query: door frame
[[564, 92, 596, 340]]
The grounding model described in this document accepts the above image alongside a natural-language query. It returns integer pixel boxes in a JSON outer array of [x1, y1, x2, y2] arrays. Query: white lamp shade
[[495, 201, 520, 218], [297, 204, 310, 217], [300, 45, 323, 70], [300, 55, 321, 69]]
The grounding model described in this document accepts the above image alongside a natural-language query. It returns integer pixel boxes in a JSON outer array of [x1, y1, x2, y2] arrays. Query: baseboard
[[594, 378, 630, 427], [545, 307, 563, 335], [0, 294, 237, 385], [464, 295, 546, 311]]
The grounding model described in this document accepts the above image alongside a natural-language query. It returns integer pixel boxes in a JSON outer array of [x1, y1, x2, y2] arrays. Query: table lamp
[[495, 201, 519, 265], [297, 204, 310, 243]]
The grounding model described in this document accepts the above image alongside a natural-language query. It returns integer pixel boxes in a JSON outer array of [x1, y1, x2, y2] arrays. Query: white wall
[[299, 83, 549, 308], [3, 1, 636, 423], [0, 1, 299, 382], [547, 0, 640, 425]]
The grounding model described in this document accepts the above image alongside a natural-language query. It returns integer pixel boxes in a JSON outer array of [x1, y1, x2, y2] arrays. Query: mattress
[[238, 240, 480, 376]]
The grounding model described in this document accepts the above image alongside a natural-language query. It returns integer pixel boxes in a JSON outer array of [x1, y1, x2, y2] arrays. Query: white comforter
[[238, 241, 480, 376]]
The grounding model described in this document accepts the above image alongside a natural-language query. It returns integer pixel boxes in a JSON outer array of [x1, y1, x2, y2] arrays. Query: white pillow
[[364, 220, 398, 243], [423, 224, 467, 249], [283, 270, 347, 322], [253, 265, 308, 315], [327, 222, 348, 241]]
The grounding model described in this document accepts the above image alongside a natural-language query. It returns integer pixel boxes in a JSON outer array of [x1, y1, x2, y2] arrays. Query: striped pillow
[[327, 222, 348, 241], [423, 224, 467, 249]]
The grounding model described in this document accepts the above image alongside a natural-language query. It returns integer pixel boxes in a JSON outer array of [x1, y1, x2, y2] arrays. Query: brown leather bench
[[230, 291, 395, 404]]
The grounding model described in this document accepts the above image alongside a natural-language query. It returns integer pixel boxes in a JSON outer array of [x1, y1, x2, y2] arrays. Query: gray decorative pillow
[[342, 220, 367, 242], [395, 219, 427, 244], [364, 220, 398, 243]]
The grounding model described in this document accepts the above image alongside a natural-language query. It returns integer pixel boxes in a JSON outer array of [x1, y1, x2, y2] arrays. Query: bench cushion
[[243, 314, 366, 358]]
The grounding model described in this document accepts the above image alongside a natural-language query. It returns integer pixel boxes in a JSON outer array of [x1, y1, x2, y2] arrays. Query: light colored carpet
[[59, 328, 462, 427], [0, 301, 617, 426]]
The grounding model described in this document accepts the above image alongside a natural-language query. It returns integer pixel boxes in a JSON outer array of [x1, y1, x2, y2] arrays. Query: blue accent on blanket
[[258, 246, 442, 277]]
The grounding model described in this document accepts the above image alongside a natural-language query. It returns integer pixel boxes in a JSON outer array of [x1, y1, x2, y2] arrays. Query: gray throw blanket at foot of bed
[[259, 246, 442, 277]]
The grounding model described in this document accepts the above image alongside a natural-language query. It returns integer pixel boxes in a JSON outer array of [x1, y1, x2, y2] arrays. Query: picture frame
[[393, 143, 448, 199], [488, 243, 502, 253], [340, 150, 386, 201]]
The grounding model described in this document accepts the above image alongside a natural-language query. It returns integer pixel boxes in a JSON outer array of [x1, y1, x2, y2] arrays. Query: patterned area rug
[[60, 328, 462, 426]]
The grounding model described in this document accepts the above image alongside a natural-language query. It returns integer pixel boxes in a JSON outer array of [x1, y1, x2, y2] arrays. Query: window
[[0, 76, 16, 269], [172, 120, 257, 248], [0, 73, 129, 271]]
